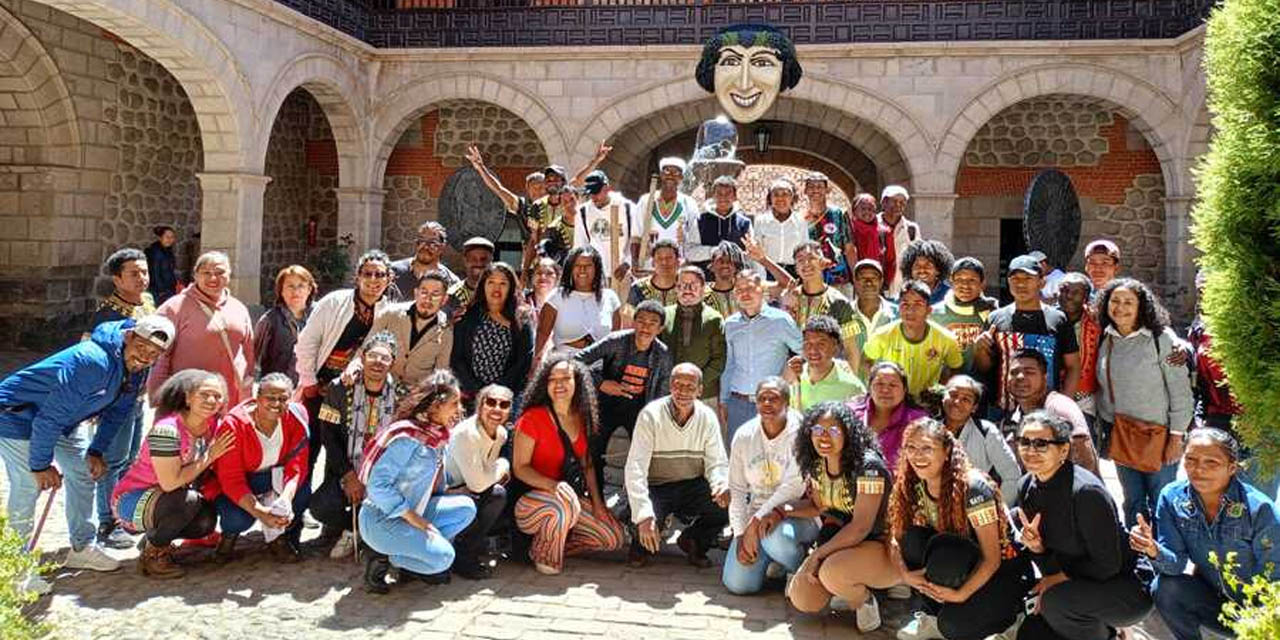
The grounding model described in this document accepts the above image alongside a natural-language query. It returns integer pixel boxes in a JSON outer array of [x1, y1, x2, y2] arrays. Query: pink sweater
[[147, 285, 255, 406]]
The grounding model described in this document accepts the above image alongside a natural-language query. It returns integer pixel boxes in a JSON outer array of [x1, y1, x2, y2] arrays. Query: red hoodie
[[851, 215, 895, 279], [211, 399, 309, 504]]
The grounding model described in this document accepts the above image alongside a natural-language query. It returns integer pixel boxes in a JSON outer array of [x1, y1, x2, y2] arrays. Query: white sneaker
[[887, 582, 914, 599], [329, 530, 355, 559], [855, 593, 882, 633], [16, 571, 51, 596], [897, 612, 943, 640], [64, 542, 120, 572]]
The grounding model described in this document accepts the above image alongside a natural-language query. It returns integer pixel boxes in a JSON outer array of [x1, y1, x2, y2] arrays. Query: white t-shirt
[[751, 208, 808, 272], [546, 288, 622, 351], [575, 192, 640, 278], [255, 424, 284, 472]]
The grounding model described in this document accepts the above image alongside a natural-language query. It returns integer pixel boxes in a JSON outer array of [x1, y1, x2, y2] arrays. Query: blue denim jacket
[[1152, 477, 1280, 593], [363, 438, 444, 520]]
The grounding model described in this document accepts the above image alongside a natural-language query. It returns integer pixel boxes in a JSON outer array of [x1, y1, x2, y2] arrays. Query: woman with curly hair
[[887, 419, 1030, 640], [359, 371, 476, 593], [450, 262, 535, 403], [535, 246, 621, 358], [511, 354, 624, 575], [758, 401, 895, 633], [898, 239, 955, 305], [1094, 277, 1193, 528]]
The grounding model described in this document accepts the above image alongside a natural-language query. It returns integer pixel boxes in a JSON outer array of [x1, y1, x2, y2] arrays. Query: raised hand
[[1017, 509, 1044, 553], [464, 144, 485, 169]]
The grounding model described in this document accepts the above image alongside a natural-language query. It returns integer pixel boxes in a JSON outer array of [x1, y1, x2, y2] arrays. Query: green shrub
[[0, 516, 49, 639], [1212, 551, 1280, 640], [1191, 0, 1280, 477]]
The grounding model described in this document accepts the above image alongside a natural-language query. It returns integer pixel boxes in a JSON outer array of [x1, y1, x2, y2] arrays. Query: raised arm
[[569, 143, 612, 187], [464, 145, 520, 213]]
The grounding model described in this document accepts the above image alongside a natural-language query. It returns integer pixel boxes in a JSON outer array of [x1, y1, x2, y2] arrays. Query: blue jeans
[[1153, 573, 1230, 640], [0, 427, 97, 549], [1115, 461, 1179, 529], [214, 470, 313, 544], [360, 494, 476, 575], [721, 517, 819, 594], [96, 398, 144, 525], [724, 395, 756, 446]]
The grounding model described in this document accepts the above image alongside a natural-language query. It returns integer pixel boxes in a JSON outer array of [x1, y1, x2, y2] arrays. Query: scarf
[[346, 374, 398, 467], [357, 418, 449, 485]]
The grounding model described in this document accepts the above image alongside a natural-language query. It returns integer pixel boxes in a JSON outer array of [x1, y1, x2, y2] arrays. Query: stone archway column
[[336, 187, 387, 254], [197, 172, 272, 305], [911, 192, 958, 249], [1163, 195, 1198, 317]]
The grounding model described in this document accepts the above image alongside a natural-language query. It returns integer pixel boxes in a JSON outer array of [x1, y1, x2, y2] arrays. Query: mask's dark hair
[[560, 245, 604, 301], [396, 370, 461, 423], [154, 369, 226, 418], [695, 24, 803, 94], [1096, 277, 1170, 336], [520, 354, 600, 436], [793, 401, 880, 484], [899, 239, 955, 285], [464, 262, 523, 326], [105, 248, 146, 277]]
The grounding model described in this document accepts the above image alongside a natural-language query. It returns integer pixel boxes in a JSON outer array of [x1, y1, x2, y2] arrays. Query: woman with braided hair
[[887, 418, 1031, 640]]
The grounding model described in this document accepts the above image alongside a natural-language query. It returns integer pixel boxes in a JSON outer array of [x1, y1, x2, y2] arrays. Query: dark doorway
[[997, 218, 1027, 305]]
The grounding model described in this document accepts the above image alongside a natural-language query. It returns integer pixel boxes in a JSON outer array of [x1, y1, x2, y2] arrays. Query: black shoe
[[677, 535, 712, 569], [97, 521, 136, 550], [212, 533, 239, 565], [268, 538, 302, 564], [364, 554, 390, 594], [452, 561, 494, 580], [401, 568, 451, 585]]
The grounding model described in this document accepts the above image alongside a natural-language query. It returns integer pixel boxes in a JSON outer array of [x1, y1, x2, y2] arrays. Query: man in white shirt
[[879, 184, 921, 297], [634, 158, 699, 271], [625, 362, 729, 568], [751, 178, 807, 281], [575, 170, 640, 285]]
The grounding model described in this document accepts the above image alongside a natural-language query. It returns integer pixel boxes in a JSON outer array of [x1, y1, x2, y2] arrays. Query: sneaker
[[534, 562, 561, 575], [828, 596, 851, 611], [97, 522, 136, 550], [329, 530, 356, 560], [897, 612, 943, 640], [64, 542, 120, 572], [765, 562, 786, 580], [886, 583, 914, 600], [16, 571, 51, 596], [855, 593, 882, 634]]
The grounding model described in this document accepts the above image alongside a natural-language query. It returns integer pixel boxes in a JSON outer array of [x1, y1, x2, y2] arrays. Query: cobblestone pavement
[[1, 351, 1173, 639]]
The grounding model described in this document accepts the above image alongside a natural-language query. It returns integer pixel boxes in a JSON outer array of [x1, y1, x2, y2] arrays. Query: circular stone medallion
[[438, 166, 507, 251]]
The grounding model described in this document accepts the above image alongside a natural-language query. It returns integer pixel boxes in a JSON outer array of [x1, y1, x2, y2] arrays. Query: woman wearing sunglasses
[[765, 401, 895, 633], [1012, 411, 1152, 640], [887, 418, 1030, 640], [443, 384, 515, 580]]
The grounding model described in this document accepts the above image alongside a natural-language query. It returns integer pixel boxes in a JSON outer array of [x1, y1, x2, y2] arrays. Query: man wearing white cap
[[879, 185, 921, 297], [635, 157, 700, 272], [0, 315, 175, 589], [750, 177, 808, 280]]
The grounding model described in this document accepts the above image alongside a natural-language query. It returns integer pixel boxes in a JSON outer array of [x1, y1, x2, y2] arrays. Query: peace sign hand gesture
[[1017, 509, 1045, 554]]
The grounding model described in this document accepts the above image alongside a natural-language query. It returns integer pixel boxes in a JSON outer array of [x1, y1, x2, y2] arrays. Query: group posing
[[0, 148, 1276, 640]]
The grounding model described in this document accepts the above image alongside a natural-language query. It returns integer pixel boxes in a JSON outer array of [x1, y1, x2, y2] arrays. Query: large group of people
[[1, 147, 1277, 640]]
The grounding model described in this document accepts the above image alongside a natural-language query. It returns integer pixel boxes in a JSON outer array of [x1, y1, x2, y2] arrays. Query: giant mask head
[[696, 24, 802, 124]]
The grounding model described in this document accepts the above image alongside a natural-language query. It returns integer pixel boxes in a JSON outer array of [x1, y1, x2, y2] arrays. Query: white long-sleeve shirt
[[625, 397, 728, 524], [727, 409, 806, 536], [444, 416, 509, 493]]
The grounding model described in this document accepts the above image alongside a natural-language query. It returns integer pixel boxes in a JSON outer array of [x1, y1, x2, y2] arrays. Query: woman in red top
[[212, 373, 311, 563], [512, 355, 624, 574]]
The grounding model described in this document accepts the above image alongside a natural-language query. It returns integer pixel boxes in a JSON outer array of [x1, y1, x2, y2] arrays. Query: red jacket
[[212, 399, 310, 504]]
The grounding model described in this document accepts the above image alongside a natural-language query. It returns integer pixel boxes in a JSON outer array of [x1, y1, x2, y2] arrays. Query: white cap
[[880, 185, 910, 201], [658, 157, 687, 173], [131, 315, 176, 350]]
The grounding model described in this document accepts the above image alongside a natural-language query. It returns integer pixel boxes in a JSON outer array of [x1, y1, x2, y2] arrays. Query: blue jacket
[[1152, 476, 1280, 593], [0, 320, 145, 471], [363, 438, 445, 520]]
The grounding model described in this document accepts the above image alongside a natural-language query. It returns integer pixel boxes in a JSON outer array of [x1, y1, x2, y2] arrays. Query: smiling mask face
[[713, 44, 782, 123]]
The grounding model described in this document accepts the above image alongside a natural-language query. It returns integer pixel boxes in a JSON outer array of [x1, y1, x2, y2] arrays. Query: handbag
[[1104, 335, 1170, 473], [549, 409, 588, 497]]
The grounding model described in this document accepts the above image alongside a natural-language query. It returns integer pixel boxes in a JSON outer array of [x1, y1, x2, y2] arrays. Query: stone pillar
[[197, 172, 271, 305], [911, 192, 958, 249], [335, 187, 387, 253], [1163, 195, 1198, 318]]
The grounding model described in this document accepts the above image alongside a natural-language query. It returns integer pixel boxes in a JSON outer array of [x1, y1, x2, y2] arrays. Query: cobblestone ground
[[0, 351, 1173, 639]]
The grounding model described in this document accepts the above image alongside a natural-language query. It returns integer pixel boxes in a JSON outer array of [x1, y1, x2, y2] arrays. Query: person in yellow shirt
[[862, 280, 962, 399]]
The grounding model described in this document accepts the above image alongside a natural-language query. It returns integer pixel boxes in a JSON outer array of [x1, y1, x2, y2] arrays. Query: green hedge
[[0, 517, 48, 639], [1192, 0, 1280, 477]]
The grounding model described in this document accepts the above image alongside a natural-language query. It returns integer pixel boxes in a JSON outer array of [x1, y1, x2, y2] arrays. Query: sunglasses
[[483, 397, 513, 410], [359, 270, 389, 279], [809, 425, 842, 438], [416, 239, 445, 247], [1016, 437, 1068, 452]]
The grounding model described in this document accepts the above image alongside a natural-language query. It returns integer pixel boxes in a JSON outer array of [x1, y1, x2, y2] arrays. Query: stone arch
[[571, 75, 931, 189], [370, 73, 568, 188], [41, 0, 252, 172], [938, 64, 1185, 195], [0, 5, 80, 167], [256, 53, 367, 189]]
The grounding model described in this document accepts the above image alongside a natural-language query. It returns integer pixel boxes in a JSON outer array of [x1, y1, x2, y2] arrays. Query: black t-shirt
[[987, 304, 1078, 410], [618, 349, 652, 411]]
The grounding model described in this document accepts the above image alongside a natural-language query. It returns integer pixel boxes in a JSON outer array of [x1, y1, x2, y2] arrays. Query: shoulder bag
[[1104, 335, 1169, 473]]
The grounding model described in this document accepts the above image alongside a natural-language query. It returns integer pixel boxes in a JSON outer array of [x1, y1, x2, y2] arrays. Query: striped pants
[[514, 489, 625, 570]]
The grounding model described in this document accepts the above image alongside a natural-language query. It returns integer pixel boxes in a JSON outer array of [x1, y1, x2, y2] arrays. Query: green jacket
[[662, 302, 726, 399]]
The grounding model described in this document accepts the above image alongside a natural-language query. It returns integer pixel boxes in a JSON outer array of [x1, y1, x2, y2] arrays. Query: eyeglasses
[[483, 397, 513, 410], [1016, 437, 1068, 452], [809, 425, 842, 438], [365, 352, 394, 364], [359, 270, 389, 279], [416, 238, 445, 247]]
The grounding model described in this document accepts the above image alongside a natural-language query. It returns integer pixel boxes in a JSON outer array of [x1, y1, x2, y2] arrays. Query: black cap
[[1009, 254, 1042, 276], [583, 170, 609, 195]]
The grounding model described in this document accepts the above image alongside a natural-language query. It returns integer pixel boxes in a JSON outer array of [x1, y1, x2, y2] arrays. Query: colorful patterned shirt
[[703, 284, 738, 319], [628, 276, 678, 307], [792, 285, 858, 346], [931, 291, 998, 373], [806, 207, 853, 286]]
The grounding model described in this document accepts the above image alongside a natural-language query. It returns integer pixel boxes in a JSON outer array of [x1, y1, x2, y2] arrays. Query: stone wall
[[262, 88, 336, 304]]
